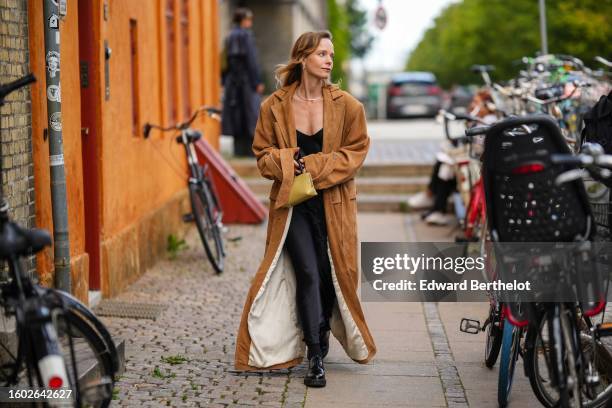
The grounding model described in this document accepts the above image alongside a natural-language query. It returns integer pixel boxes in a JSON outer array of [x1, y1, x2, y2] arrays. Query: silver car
[[386, 72, 443, 118]]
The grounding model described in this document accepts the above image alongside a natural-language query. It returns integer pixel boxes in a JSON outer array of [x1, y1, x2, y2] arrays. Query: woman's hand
[[294, 158, 305, 175]]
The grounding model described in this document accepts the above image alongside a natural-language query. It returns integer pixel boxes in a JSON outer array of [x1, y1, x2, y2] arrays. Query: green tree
[[406, 0, 612, 88], [328, 0, 351, 87], [327, 0, 373, 87], [347, 0, 374, 58]]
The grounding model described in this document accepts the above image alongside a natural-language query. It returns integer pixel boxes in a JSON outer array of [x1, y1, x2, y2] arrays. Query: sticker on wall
[[47, 85, 61, 102], [48, 14, 59, 29], [55, 31, 60, 45], [49, 154, 64, 167], [49, 112, 62, 132], [59, 0, 67, 16], [46, 51, 60, 78]]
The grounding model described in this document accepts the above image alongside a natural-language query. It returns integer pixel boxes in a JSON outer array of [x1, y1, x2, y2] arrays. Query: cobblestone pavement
[[109, 119, 445, 407], [105, 118, 612, 406], [106, 222, 310, 407]]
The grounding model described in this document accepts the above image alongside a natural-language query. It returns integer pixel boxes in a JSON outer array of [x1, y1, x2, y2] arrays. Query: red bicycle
[[439, 109, 489, 246]]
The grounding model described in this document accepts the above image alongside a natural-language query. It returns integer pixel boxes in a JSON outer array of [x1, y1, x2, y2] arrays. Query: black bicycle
[[467, 115, 612, 407], [0, 74, 118, 407], [143, 106, 225, 274]]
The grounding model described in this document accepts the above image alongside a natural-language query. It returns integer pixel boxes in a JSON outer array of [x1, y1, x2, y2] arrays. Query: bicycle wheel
[[485, 303, 504, 368], [204, 176, 226, 259], [498, 320, 521, 407], [44, 287, 120, 375], [579, 330, 612, 408], [55, 305, 116, 407], [189, 182, 224, 274], [527, 311, 612, 408], [0, 303, 115, 407]]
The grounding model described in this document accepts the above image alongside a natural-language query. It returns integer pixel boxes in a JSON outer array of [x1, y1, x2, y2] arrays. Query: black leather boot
[[320, 330, 330, 359], [304, 355, 326, 387]]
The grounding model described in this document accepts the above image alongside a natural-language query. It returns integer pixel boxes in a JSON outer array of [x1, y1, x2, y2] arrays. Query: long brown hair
[[274, 31, 334, 88]]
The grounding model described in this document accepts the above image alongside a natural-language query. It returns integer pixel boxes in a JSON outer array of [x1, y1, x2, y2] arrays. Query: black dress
[[283, 129, 336, 352]]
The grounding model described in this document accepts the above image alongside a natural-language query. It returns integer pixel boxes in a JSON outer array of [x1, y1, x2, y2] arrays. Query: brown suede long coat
[[234, 81, 377, 371]]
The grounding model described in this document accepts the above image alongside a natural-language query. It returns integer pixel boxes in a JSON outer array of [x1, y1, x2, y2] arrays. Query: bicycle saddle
[[0, 221, 52, 259], [176, 129, 202, 144], [534, 84, 564, 101]]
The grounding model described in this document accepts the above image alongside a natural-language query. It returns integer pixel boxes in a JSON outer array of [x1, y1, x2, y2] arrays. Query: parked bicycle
[[439, 109, 489, 247], [143, 106, 225, 274], [465, 116, 612, 407], [450, 52, 612, 407], [0, 74, 119, 407]]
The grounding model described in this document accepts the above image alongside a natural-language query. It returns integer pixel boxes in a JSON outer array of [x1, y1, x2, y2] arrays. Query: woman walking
[[235, 31, 376, 388]]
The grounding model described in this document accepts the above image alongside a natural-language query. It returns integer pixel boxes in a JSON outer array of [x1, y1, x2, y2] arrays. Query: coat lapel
[[271, 82, 298, 148], [323, 86, 345, 153]]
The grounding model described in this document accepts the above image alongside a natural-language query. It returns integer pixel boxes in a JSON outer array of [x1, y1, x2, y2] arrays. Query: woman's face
[[303, 38, 334, 80]]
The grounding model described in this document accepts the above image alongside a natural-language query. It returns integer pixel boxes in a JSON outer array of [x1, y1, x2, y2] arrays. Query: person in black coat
[[222, 8, 264, 157]]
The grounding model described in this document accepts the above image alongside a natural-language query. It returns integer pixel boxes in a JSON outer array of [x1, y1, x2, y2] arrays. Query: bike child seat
[[482, 115, 593, 242]]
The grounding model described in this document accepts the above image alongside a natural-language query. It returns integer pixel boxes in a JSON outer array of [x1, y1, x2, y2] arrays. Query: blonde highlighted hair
[[274, 31, 335, 88]]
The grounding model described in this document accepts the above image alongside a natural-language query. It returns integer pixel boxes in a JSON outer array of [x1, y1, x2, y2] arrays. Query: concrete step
[[77, 335, 126, 384], [359, 163, 433, 177], [245, 176, 429, 195], [229, 158, 433, 178], [258, 194, 417, 213]]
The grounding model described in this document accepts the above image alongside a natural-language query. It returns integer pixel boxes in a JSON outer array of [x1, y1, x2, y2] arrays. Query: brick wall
[[0, 0, 36, 275]]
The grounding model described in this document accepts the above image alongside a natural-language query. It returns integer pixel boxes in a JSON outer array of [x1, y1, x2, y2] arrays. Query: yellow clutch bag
[[284, 172, 317, 208]]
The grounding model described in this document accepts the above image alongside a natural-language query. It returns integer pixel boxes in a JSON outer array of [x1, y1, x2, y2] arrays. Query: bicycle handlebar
[[465, 125, 490, 137], [440, 109, 487, 124], [0, 73, 36, 104], [143, 105, 222, 138], [552, 143, 612, 185], [550, 155, 584, 166], [493, 80, 590, 106], [525, 82, 585, 105]]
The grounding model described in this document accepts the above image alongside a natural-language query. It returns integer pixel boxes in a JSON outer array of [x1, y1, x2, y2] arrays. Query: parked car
[[445, 85, 475, 115], [386, 72, 443, 118]]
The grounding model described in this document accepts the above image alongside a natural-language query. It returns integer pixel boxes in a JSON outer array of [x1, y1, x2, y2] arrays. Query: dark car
[[386, 72, 443, 118], [445, 85, 475, 115]]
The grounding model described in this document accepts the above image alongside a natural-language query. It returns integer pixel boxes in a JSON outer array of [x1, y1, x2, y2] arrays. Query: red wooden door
[[78, 0, 102, 290]]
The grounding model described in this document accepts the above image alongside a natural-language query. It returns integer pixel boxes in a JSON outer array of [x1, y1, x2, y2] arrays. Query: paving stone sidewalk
[[106, 222, 310, 407], [104, 213, 562, 407], [365, 139, 440, 164]]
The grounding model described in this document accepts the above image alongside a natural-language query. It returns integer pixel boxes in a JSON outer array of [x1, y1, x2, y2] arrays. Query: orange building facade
[[27, 0, 221, 303]]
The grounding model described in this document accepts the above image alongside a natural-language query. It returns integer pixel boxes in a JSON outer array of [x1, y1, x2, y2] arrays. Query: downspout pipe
[[42, 0, 71, 292]]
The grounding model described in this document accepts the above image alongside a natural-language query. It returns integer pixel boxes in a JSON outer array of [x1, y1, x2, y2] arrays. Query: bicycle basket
[[584, 178, 611, 231], [591, 202, 611, 228]]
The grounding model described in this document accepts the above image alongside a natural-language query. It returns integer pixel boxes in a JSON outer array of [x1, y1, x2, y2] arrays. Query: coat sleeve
[[302, 102, 370, 190], [252, 100, 299, 208]]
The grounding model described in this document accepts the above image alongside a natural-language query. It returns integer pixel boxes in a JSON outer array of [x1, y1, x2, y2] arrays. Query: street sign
[[374, 5, 387, 30]]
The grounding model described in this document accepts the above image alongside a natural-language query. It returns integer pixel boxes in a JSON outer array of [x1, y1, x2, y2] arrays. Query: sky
[[357, 0, 459, 72]]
